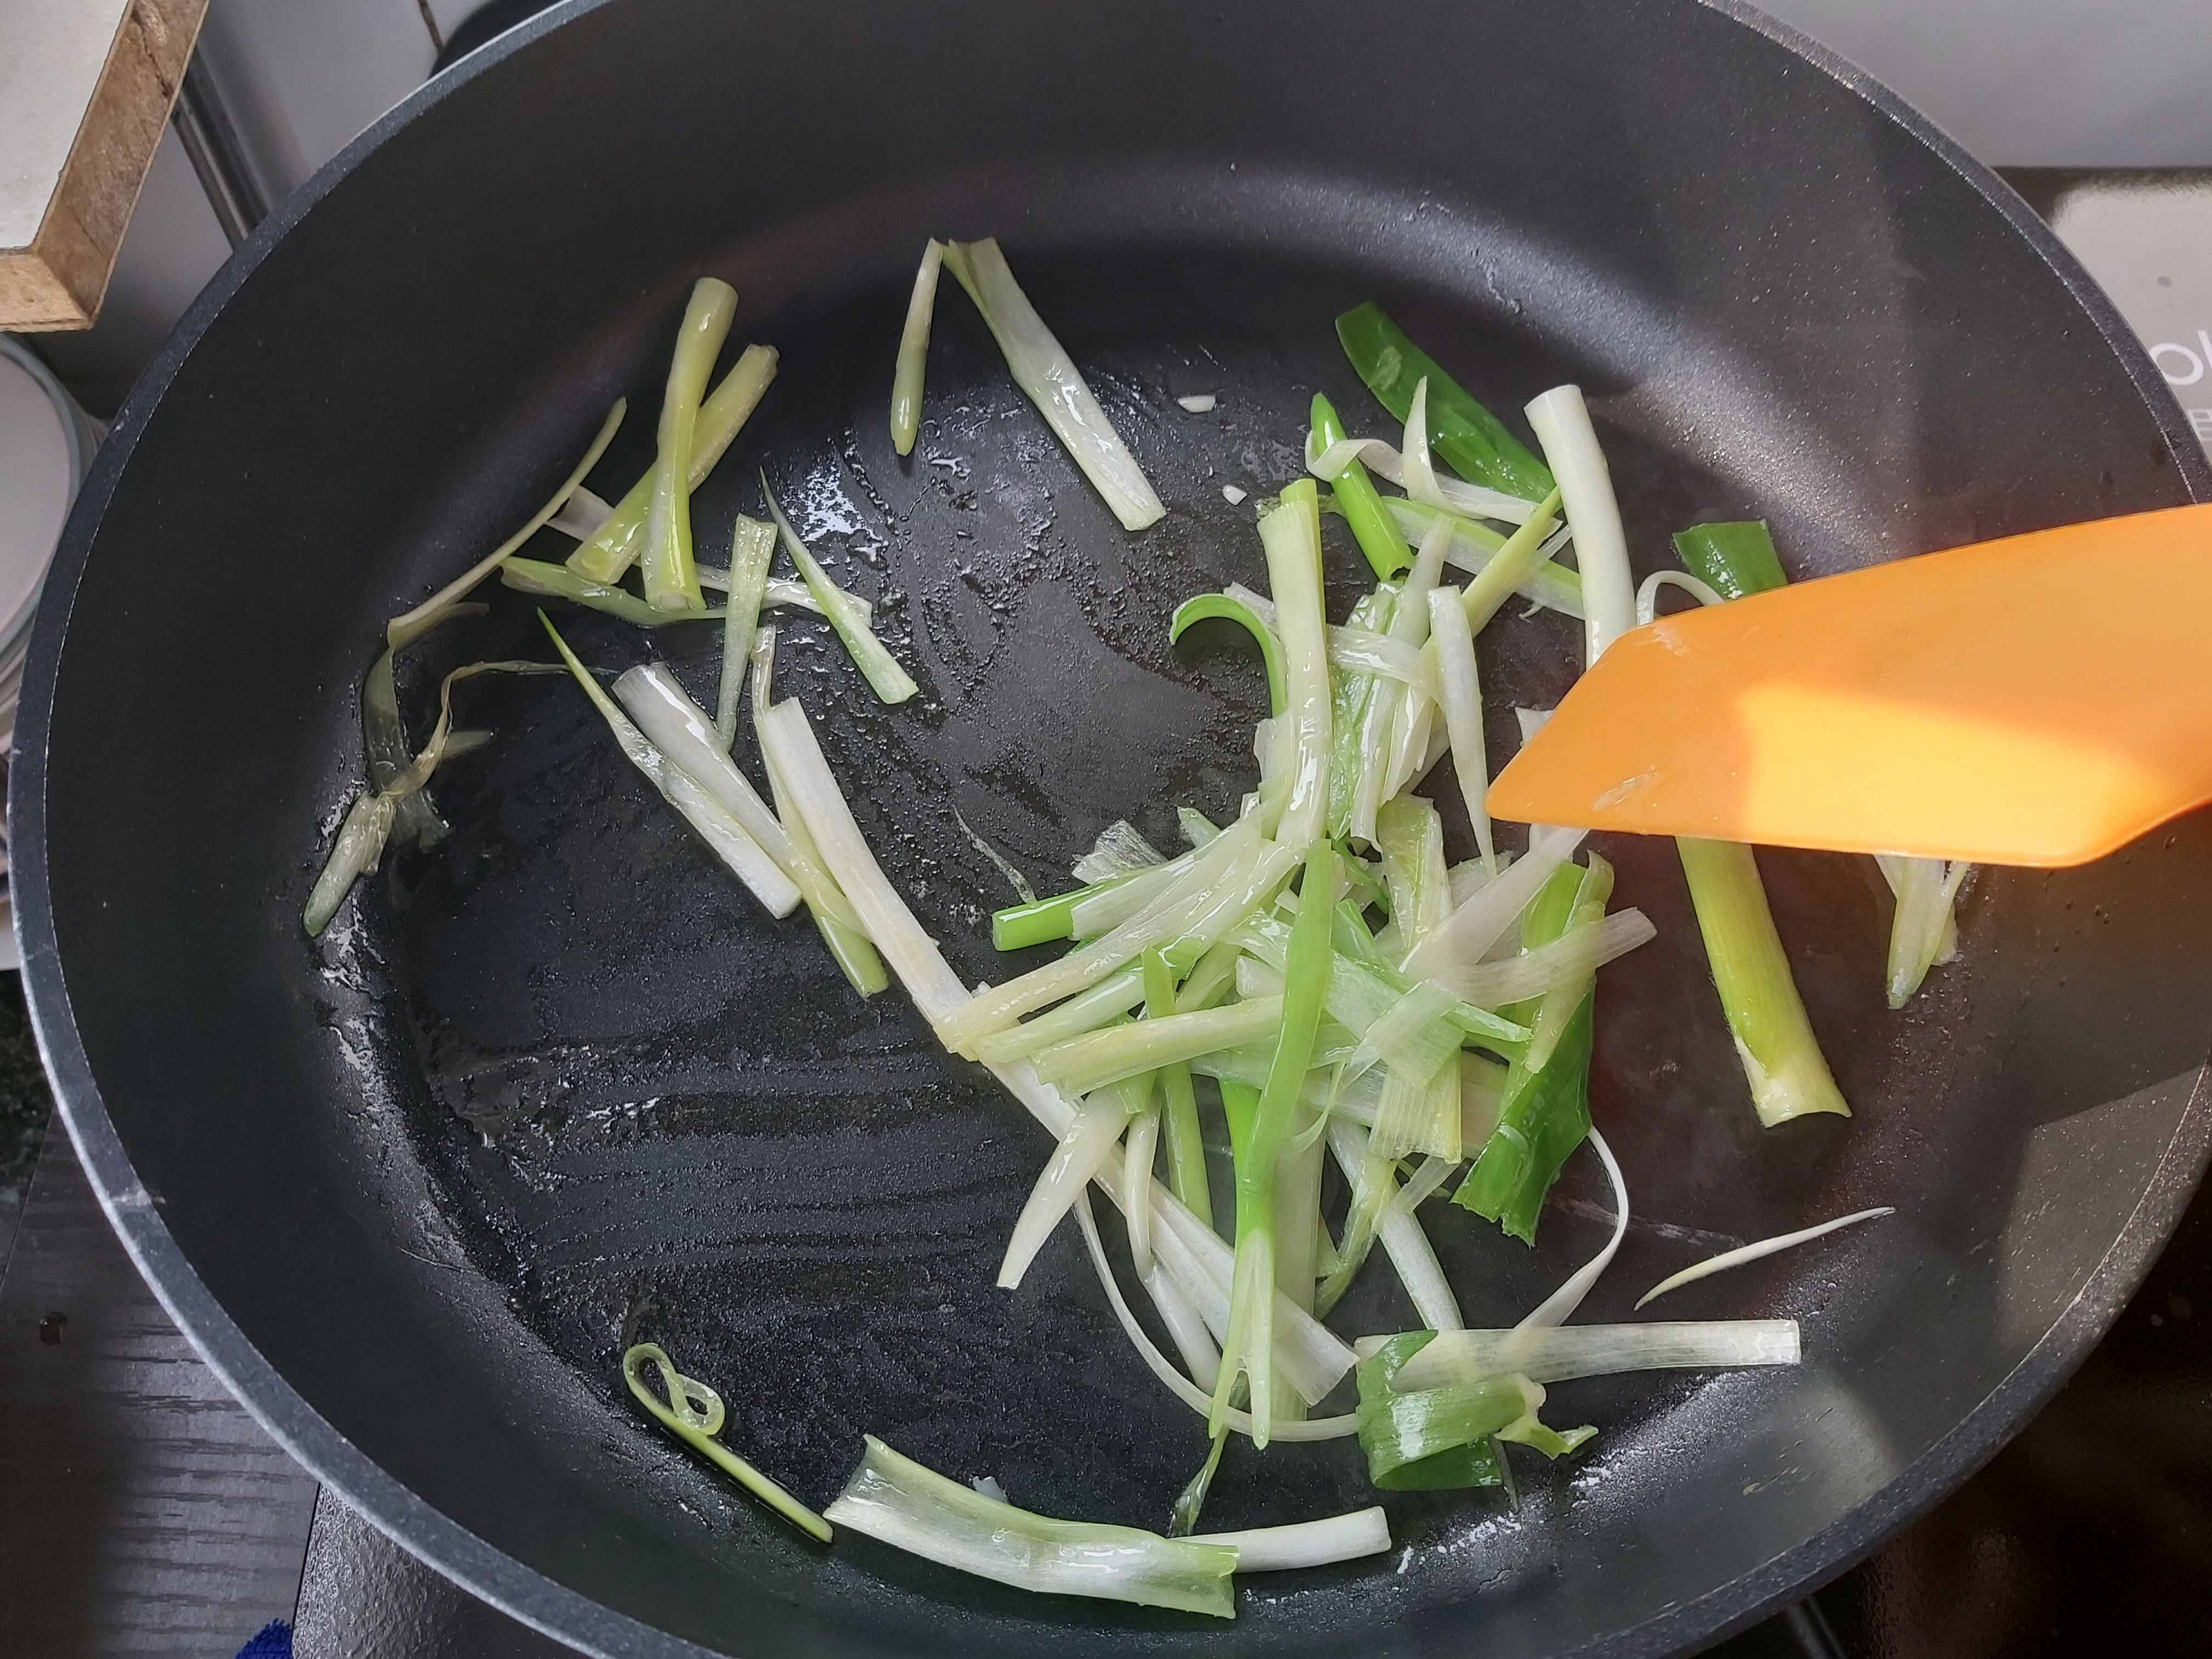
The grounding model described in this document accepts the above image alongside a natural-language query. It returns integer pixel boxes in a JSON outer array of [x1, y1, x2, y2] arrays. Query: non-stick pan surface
[[16, 2, 2212, 1655]]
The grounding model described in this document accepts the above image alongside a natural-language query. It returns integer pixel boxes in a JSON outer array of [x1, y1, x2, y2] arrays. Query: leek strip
[[1335, 302, 1554, 500], [1401, 825, 1586, 984], [500, 558, 727, 626], [1256, 483, 1333, 845], [754, 693, 1350, 1397], [1327, 589, 1395, 840], [1032, 997, 1284, 1097], [1190, 1509, 1391, 1572], [568, 345, 777, 582], [940, 238, 1165, 531], [623, 1344, 829, 1541], [363, 613, 486, 850], [991, 872, 1142, 951], [1171, 592, 1286, 713], [1349, 979, 1462, 1091], [1304, 433, 1538, 528], [761, 478, 917, 704], [1175, 937, 1242, 1013], [1220, 585, 1437, 701], [1381, 497, 1583, 617], [1350, 521, 1449, 846], [1147, 947, 1212, 1229], [1309, 392, 1412, 577], [640, 278, 737, 611], [1432, 907, 1656, 1009], [1454, 488, 1567, 636], [1124, 1100, 1161, 1277], [1426, 584, 1497, 876], [303, 794, 397, 938], [970, 968, 1147, 1065], [388, 400, 626, 647], [699, 569, 828, 616], [1170, 1431, 1231, 1539], [1637, 1209, 1894, 1308], [1071, 847, 1204, 938], [748, 631, 887, 995], [998, 1078, 1141, 1289], [1525, 386, 1633, 664], [1877, 855, 1968, 1007], [1635, 568, 1724, 625], [1356, 1334, 1591, 1489], [1525, 854, 1615, 1074], [1518, 1128, 1629, 1329], [1143, 1258, 1223, 1396], [615, 664, 865, 936], [1678, 839, 1849, 1126], [1211, 842, 1335, 1443], [1318, 1118, 1462, 1330], [1180, 806, 1223, 849], [1381, 1319, 1803, 1389], [1375, 796, 1449, 959], [1074, 1196, 1357, 1442], [823, 1435, 1234, 1618], [889, 240, 944, 457], [715, 516, 775, 746], [1075, 819, 1169, 883], [1673, 518, 1788, 599], [1235, 915, 1528, 1055], [541, 617, 800, 917], [548, 484, 612, 541], [937, 817, 1266, 1050]]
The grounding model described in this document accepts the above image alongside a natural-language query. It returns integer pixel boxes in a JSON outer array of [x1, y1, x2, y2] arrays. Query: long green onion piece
[[639, 278, 737, 612], [305, 658, 562, 936], [890, 240, 944, 457], [1145, 947, 1212, 1229], [1171, 592, 1288, 715], [823, 1435, 1235, 1617], [567, 343, 778, 583], [991, 871, 1142, 951], [1381, 496, 1584, 618], [1876, 854, 1968, 1008], [387, 399, 627, 648], [1376, 1319, 1801, 1390], [1672, 518, 1788, 600], [1677, 839, 1848, 1126], [1638, 1209, 1893, 1308], [1525, 385, 1634, 664], [1211, 840, 1336, 1444], [1355, 1333, 1591, 1489], [1189, 1507, 1391, 1571], [716, 515, 776, 745], [622, 1343, 830, 1542], [1308, 391, 1412, 578], [940, 238, 1165, 532], [539, 613, 802, 918], [1426, 584, 1497, 876], [1256, 481, 1333, 845], [362, 603, 487, 850], [749, 629, 889, 996], [499, 557, 727, 627], [760, 477, 918, 704], [1335, 303, 1553, 500]]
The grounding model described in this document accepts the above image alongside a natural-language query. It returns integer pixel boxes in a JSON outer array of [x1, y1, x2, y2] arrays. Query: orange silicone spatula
[[1485, 501, 2212, 867]]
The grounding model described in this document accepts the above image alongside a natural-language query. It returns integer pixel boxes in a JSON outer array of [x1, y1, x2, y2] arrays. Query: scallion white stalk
[[1400, 825, 1587, 984], [641, 278, 738, 612], [1305, 430, 1539, 525], [1032, 997, 1284, 1097], [998, 1077, 1143, 1289], [1525, 385, 1634, 664], [940, 239, 1165, 531], [760, 477, 917, 705], [1637, 1209, 1894, 1308], [1189, 1508, 1391, 1572], [1427, 584, 1497, 876], [889, 240, 944, 457], [1255, 483, 1333, 845], [1876, 855, 1969, 1008], [1517, 1128, 1628, 1329], [1377, 1318, 1802, 1390], [715, 516, 776, 746]]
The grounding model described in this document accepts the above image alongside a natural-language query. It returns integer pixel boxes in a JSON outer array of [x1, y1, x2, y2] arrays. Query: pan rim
[[12, 1, 2210, 1655]]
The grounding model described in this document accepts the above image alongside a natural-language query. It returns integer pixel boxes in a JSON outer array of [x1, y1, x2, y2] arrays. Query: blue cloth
[[234, 1620, 292, 1659]]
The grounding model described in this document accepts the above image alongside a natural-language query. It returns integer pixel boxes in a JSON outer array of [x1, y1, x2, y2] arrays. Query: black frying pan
[[16, 2, 2212, 1655]]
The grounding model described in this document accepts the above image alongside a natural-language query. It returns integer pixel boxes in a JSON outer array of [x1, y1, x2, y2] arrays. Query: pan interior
[[27, 4, 2212, 1657]]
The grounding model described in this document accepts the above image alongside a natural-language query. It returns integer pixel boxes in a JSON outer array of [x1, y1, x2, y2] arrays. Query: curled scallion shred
[[622, 1343, 830, 1542]]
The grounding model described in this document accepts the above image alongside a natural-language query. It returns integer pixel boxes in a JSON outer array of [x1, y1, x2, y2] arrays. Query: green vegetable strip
[[303, 793, 397, 938], [1032, 997, 1284, 1097], [500, 558, 730, 627], [388, 399, 627, 648], [1146, 948, 1213, 1229], [890, 240, 944, 458], [970, 968, 1148, 1065], [1256, 481, 1333, 847], [1308, 392, 1412, 578], [1677, 839, 1849, 1127], [1453, 862, 1597, 1243], [992, 871, 1142, 950], [623, 1343, 830, 1542], [540, 613, 802, 918], [760, 476, 918, 704], [939, 238, 1166, 532], [822, 1435, 1234, 1618], [998, 1077, 1142, 1289], [1525, 854, 1613, 1073], [364, 636, 461, 849], [1526, 386, 1633, 664], [1327, 588, 1395, 840], [1383, 497, 1584, 618], [1350, 522, 1449, 845], [1335, 304, 1554, 500], [1171, 592, 1288, 716], [568, 343, 778, 582], [1355, 1333, 1592, 1488], [641, 278, 737, 612], [1425, 584, 1497, 876], [1877, 855, 1967, 1008], [1211, 841, 1336, 1444], [715, 516, 776, 746], [1457, 487, 1565, 635], [1672, 519, 1788, 600], [749, 633, 888, 997]]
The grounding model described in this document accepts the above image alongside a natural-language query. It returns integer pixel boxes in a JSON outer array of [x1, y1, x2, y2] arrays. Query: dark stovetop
[[2, 170, 2209, 1659]]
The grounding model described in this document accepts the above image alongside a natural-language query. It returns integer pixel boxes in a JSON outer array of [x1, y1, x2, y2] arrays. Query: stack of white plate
[[0, 338, 99, 756], [0, 336, 101, 963]]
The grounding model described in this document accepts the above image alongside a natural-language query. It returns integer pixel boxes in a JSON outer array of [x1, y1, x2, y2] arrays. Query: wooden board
[[0, 0, 210, 331]]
